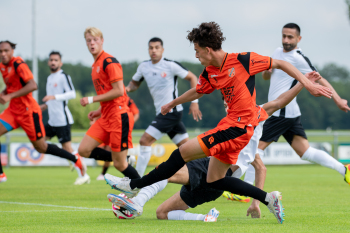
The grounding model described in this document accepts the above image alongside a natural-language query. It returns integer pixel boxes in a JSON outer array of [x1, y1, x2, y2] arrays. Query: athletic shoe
[[0, 173, 7, 183], [104, 174, 139, 198], [107, 193, 143, 217], [344, 164, 350, 185], [96, 174, 105, 181], [74, 174, 91, 185], [203, 208, 220, 222], [266, 191, 285, 224], [74, 153, 87, 177], [222, 191, 250, 203], [127, 155, 136, 167], [112, 204, 135, 219]]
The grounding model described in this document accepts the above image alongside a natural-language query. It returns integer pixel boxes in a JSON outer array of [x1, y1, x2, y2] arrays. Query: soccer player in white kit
[[246, 23, 350, 187], [40, 51, 90, 185], [125, 37, 202, 176]]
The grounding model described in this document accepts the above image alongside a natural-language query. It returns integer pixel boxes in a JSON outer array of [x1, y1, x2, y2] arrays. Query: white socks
[[131, 179, 168, 207], [243, 149, 264, 185], [302, 147, 345, 176], [167, 210, 205, 221], [136, 146, 152, 176]]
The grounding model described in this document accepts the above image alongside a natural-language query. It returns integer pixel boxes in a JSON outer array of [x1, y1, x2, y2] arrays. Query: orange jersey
[[196, 52, 272, 128], [126, 96, 139, 116], [0, 56, 40, 114], [91, 51, 128, 119]]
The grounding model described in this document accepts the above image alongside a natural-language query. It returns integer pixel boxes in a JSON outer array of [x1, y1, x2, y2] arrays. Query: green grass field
[[0, 165, 349, 232]]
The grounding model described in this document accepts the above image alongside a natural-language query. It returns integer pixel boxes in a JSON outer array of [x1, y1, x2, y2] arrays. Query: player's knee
[[33, 143, 47, 153], [139, 136, 151, 146], [78, 147, 90, 158], [113, 161, 128, 171], [156, 207, 167, 220]]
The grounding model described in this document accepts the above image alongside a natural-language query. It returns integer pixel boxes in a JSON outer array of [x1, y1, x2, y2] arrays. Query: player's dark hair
[[283, 23, 300, 35], [187, 22, 226, 51], [149, 37, 163, 46], [49, 51, 62, 59], [0, 40, 16, 49]]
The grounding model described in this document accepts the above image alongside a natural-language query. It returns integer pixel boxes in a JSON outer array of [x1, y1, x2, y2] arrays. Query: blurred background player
[[125, 37, 202, 176], [256, 23, 350, 185], [96, 95, 139, 180], [78, 27, 140, 180], [0, 41, 86, 184]]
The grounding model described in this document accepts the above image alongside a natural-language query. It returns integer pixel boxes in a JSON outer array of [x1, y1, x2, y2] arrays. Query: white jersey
[[268, 47, 316, 118], [46, 69, 76, 127], [132, 57, 189, 115]]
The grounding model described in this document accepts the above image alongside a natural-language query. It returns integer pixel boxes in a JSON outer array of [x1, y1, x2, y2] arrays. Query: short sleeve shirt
[[196, 52, 272, 128]]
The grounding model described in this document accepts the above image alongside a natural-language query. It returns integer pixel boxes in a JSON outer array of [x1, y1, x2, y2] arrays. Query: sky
[[1, 0, 350, 68]]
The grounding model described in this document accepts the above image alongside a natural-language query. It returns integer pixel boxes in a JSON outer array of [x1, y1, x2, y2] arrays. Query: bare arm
[[184, 71, 202, 121], [80, 80, 125, 106], [161, 87, 203, 115], [262, 69, 272, 80], [272, 59, 332, 98], [125, 80, 141, 92], [317, 77, 350, 112], [246, 153, 266, 218], [0, 79, 37, 105], [133, 113, 140, 123]]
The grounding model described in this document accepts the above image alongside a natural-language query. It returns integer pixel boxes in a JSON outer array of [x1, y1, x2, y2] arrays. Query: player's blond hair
[[84, 27, 103, 39]]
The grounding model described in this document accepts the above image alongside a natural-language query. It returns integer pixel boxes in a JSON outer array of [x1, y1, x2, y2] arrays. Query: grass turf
[[0, 165, 349, 232]]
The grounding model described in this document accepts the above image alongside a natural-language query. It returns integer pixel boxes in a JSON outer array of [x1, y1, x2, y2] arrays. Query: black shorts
[[150, 110, 187, 139], [45, 124, 71, 144], [260, 116, 307, 145], [180, 158, 232, 208]]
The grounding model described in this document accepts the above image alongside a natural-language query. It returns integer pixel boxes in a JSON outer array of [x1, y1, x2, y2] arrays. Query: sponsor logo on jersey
[[106, 58, 112, 63], [251, 59, 268, 66], [209, 136, 214, 144]]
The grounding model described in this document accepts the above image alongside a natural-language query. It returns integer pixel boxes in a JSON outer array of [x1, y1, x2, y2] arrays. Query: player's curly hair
[[187, 22, 226, 51]]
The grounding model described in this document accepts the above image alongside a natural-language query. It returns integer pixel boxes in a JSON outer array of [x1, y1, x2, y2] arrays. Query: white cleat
[[74, 174, 91, 185], [203, 208, 220, 222], [127, 155, 136, 167], [266, 191, 285, 224], [112, 203, 135, 219], [96, 174, 105, 181], [104, 174, 139, 198], [107, 193, 143, 217]]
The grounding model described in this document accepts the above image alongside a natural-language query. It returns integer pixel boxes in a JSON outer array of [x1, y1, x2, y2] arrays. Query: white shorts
[[231, 120, 265, 178]]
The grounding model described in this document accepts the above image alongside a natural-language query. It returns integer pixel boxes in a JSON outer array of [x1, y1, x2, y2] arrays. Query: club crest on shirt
[[228, 67, 235, 77], [198, 78, 202, 85], [161, 72, 167, 78], [96, 66, 100, 73], [1, 68, 5, 71], [54, 83, 58, 87], [7, 67, 12, 73]]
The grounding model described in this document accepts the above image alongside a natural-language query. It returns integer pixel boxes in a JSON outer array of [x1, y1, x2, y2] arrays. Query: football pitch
[[0, 165, 349, 232]]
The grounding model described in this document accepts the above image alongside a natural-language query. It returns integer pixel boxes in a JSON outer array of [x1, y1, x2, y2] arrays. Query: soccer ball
[[112, 204, 135, 219]]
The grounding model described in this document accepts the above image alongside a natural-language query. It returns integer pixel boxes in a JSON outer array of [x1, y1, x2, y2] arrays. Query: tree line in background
[[0, 59, 349, 130]]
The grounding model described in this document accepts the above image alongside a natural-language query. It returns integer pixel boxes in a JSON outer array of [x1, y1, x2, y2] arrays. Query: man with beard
[[241, 23, 350, 191]]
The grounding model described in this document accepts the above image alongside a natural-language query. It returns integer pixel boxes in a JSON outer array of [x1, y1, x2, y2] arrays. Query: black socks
[[102, 166, 109, 175], [46, 144, 77, 163], [121, 164, 140, 179], [130, 148, 185, 189], [0, 143, 3, 174], [89, 148, 112, 162], [207, 177, 269, 205]]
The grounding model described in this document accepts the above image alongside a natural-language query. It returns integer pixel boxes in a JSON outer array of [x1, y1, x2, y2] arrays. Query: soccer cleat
[[107, 193, 143, 217], [74, 153, 87, 177], [344, 164, 350, 185], [0, 173, 7, 183], [104, 174, 139, 198], [266, 191, 285, 224], [74, 174, 91, 185], [112, 204, 135, 219], [203, 208, 220, 222], [96, 174, 105, 181], [222, 191, 250, 203]]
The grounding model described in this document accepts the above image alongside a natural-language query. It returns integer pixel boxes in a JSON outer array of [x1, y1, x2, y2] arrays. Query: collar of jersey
[[93, 50, 105, 65], [151, 56, 164, 66]]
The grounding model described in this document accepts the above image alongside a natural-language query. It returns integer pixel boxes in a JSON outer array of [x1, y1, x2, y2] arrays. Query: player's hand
[[39, 104, 47, 111], [42, 95, 55, 102], [305, 82, 332, 98], [336, 99, 350, 113], [161, 102, 173, 115], [189, 102, 202, 121], [246, 203, 261, 218], [80, 97, 89, 107], [305, 71, 321, 83], [125, 86, 131, 92], [88, 110, 101, 121], [0, 94, 12, 105]]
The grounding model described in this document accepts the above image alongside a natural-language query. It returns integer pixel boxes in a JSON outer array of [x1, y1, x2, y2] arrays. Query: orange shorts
[[197, 117, 254, 164], [86, 111, 134, 152], [0, 108, 45, 141]]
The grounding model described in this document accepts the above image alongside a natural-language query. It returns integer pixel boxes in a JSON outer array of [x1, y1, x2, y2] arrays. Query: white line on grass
[[0, 201, 110, 211]]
